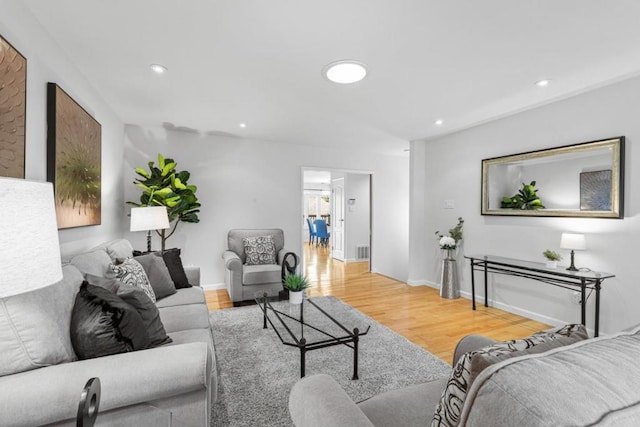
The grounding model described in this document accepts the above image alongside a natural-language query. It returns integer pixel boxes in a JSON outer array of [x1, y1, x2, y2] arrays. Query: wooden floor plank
[[206, 244, 550, 364]]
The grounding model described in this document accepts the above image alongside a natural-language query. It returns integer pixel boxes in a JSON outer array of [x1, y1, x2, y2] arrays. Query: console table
[[464, 255, 615, 337]]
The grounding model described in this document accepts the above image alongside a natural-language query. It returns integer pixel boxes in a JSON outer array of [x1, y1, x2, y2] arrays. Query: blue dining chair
[[306, 217, 317, 245], [314, 219, 330, 247]]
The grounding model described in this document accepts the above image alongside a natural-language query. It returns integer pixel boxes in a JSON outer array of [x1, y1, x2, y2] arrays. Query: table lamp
[[1, 178, 62, 298], [130, 206, 170, 252], [560, 233, 586, 272]]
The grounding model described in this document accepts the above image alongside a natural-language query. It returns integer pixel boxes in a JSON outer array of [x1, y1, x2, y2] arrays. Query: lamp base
[[566, 250, 578, 271], [146, 231, 152, 253]]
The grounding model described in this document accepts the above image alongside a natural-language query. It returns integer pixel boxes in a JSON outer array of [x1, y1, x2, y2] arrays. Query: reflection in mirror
[[482, 137, 624, 218]]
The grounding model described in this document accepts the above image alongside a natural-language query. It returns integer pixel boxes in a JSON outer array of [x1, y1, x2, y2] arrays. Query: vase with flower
[[435, 217, 464, 299]]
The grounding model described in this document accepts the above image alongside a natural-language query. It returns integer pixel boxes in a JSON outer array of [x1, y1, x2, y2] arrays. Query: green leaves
[[500, 181, 545, 210], [128, 153, 201, 249]]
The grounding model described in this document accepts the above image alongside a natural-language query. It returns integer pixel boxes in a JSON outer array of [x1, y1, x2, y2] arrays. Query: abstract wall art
[[47, 82, 102, 229], [0, 35, 26, 178], [580, 169, 612, 211]]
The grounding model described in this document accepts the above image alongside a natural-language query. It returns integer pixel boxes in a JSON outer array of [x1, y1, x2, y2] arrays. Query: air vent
[[356, 245, 370, 260]]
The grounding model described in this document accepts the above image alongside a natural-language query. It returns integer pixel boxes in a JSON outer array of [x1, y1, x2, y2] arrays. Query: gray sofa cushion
[[0, 264, 81, 376], [70, 250, 114, 277], [359, 378, 448, 426], [159, 304, 211, 333], [155, 286, 205, 308], [100, 239, 134, 261], [460, 328, 640, 426], [243, 264, 282, 285], [134, 253, 177, 300]]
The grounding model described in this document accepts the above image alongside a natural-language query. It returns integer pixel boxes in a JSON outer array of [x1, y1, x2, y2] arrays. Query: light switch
[[444, 199, 455, 209]]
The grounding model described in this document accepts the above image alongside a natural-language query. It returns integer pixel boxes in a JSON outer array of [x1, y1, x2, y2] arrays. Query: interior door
[[332, 178, 345, 261]]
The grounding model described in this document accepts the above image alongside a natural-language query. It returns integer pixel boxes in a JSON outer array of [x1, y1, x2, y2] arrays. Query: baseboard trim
[[457, 290, 589, 332], [202, 283, 226, 291], [403, 282, 584, 333]]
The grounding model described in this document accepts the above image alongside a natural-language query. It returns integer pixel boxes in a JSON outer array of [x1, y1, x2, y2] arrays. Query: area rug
[[209, 296, 451, 426]]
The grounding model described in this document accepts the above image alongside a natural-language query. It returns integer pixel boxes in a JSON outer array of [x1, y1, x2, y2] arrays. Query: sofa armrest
[[453, 335, 498, 365], [184, 265, 200, 286], [222, 250, 242, 271], [0, 342, 211, 426], [289, 374, 374, 427]]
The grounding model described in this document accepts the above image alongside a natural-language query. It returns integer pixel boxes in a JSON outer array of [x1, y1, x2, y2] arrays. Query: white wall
[[0, 1, 126, 256], [345, 173, 371, 262], [123, 125, 410, 286], [409, 74, 640, 334]]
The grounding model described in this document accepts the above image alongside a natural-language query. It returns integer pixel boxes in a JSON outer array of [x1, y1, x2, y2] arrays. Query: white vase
[[289, 290, 304, 305], [545, 260, 558, 269]]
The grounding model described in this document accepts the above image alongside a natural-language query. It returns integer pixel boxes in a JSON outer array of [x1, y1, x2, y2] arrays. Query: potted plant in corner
[[543, 250, 562, 269], [283, 274, 310, 305], [128, 154, 201, 250]]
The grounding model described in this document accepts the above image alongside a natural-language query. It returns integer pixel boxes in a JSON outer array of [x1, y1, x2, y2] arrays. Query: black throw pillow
[[158, 248, 191, 288], [117, 285, 172, 347], [70, 282, 151, 360]]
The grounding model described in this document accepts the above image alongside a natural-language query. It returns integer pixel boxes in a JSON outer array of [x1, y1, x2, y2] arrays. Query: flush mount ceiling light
[[150, 63, 168, 74], [239, 123, 247, 128], [434, 119, 444, 126], [535, 79, 551, 87], [323, 60, 368, 84]]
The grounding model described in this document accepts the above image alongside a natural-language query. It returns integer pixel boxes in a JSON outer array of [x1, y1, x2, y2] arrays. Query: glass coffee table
[[256, 293, 370, 379]]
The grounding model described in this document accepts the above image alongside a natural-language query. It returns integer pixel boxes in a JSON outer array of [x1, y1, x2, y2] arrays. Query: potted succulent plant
[[543, 250, 562, 269], [283, 274, 310, 305]]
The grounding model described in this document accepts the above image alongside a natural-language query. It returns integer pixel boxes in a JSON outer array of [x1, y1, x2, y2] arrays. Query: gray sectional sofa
[[289, 327, 640, 426], [0, 239, 216, 426]]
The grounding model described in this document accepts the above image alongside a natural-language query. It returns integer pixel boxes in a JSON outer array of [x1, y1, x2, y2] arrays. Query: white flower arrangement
[[439, 236, 457, 250]]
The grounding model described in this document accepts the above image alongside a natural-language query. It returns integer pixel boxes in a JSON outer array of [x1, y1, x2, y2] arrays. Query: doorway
[[301, 169, 372, 275]]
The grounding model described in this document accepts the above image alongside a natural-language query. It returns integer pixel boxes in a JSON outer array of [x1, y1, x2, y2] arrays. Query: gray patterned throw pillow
[[243, 235, 277, 266], [110, 258, 157, 303], [431, 324, 588, 427]]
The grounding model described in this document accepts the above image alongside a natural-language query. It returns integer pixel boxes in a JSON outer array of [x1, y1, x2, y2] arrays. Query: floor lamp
[[130, 206, 170, 252]]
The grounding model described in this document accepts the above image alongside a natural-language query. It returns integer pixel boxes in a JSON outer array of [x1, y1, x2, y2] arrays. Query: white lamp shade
[[130, 206, 170, 232], [560, 233, 587, 250], [0, 178, 63, 298]]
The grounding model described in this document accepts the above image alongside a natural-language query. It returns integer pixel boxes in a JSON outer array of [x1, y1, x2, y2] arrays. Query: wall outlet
[[571, 291, 582, 305], [444, 199, 455, 209]]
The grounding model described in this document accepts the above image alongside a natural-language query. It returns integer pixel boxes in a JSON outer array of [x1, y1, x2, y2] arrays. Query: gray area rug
[[210, 296, 451, 426]]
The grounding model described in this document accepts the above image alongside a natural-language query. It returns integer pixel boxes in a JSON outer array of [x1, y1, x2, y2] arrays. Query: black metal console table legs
[[466, 255, 613, 337]]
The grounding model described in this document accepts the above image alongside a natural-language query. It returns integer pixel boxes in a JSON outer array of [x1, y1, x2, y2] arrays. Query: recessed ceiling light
[[150, 64, 168, 74], [535, 79, 551, 87], [434, 119, 444, 125], [323, 60, 368, 84], [239, 123, 247, 128]]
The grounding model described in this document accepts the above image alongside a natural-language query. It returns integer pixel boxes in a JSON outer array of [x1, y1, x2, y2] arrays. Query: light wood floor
[[206, 244, 550, 364]]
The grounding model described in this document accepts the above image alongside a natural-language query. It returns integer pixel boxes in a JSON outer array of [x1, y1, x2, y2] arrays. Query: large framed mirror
[[482, 137, 624, 218]]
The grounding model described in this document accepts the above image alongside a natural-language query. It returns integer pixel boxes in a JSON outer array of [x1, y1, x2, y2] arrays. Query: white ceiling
[[24, 1, 640, 155]]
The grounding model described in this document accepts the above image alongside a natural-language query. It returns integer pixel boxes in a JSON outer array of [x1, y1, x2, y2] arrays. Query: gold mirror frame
[[481, 137, 624, 218]]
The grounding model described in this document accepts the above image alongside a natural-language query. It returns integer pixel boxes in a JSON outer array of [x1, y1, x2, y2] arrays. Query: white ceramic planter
[[289, 290, 304, 305], [545, 260, 558, 269]]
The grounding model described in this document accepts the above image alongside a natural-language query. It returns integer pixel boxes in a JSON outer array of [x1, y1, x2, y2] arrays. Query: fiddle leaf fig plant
[[501, 181, 545, 210], [128, 154, 201, 250]]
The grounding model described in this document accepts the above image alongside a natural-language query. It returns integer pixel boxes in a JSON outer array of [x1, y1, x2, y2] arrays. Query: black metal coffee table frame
[[257, 294, 370, 379]]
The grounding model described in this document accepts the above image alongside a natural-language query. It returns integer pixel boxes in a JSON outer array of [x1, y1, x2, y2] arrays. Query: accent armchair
[[222, 229, 298, 304]]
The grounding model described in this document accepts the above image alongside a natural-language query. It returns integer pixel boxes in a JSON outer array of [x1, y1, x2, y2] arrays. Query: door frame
[[301, 167, 373, 271]]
